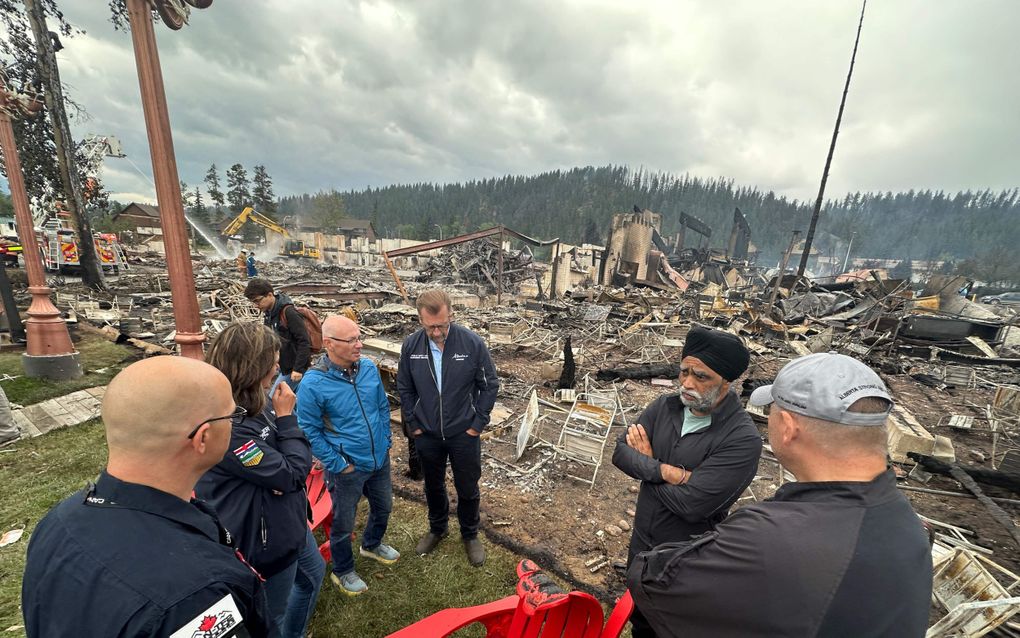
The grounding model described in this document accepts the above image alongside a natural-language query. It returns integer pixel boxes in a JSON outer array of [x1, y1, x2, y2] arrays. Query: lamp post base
[[22, 351, 82, 380]]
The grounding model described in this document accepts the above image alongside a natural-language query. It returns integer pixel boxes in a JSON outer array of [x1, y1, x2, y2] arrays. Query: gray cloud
[[38, 0, 1019, 206]]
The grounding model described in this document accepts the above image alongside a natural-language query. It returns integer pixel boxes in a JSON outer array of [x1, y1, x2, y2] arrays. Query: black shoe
[[415, 531, 447, 555], [464, 538, 485, 567]]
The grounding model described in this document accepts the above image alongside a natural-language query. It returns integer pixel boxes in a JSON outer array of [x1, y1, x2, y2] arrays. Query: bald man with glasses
[[22, 357, 272, 638], [296, 315, 399, 596]]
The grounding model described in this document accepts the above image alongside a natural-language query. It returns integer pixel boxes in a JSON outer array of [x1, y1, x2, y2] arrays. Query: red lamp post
[[0, 84, 82, 379], [123, 0, 207, 359]]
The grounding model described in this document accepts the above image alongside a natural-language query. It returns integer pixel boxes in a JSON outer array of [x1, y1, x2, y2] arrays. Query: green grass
[[0, 331, 138, 406], [0, 419, 107, 635], [310, 499, 522, 637]]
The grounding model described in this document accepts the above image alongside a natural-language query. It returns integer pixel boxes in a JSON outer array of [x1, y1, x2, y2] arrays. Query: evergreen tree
[[252, 165, 275, 213], [192, 186, 206, 220], [272, 164, 1019, 275], [180, 180, 191, 211], [225, 163, 250, 213], [582, 217, 601, 245], [204, 164, 225, 217]]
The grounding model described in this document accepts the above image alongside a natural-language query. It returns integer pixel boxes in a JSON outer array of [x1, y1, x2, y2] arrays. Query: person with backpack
[[245, 278, 315, 388]]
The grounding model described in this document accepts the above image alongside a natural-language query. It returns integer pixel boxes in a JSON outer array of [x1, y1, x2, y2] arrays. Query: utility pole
[[24, 0, 106, 290], [797, 0, 867, 278], [767, 230, 801, 319], [841, 231, 857, 273]]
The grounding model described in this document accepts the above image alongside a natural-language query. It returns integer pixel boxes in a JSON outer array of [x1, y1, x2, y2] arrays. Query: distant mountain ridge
[[277, 165, 1018, 262]]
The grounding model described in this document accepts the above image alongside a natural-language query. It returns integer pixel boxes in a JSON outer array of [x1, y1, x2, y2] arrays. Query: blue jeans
[[262, 560, 298, 637], [281, 528, 325, 638], [327, 459, 393, 576]]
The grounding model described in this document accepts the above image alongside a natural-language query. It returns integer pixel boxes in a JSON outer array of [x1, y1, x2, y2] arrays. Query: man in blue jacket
[[397, 288, 499, 567], [297, 314, 399, 596]]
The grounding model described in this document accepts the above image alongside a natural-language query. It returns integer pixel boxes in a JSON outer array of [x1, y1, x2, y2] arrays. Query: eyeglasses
[[187, 405, 247, 439], [248, 295, 267, 304], [324, 335, 362, 344], [423, 322, 450, 332]]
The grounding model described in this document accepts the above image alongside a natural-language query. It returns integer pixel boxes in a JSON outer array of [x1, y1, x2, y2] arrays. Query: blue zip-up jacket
[[296, 356, 391, 474], [396, 323, 499, 437]]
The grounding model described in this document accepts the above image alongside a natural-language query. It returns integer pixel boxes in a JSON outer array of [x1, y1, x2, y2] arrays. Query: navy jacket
[[195, 407, 312, 577], [296, 357, 391, 474], [265, 293, 311, 375], [22, 471, 272, 638], [628, 470, 933, 637], [396, 323, 499, 437]]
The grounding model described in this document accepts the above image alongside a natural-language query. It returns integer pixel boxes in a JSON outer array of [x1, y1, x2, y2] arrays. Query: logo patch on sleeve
[[233, 440, 264, 467], [170, 593, 246, 637]]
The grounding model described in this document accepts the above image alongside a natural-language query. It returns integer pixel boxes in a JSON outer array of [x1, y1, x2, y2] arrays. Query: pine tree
[[225, 163, 250, 213], [252, 165, 275, 214], [192, 186, 206, 219], [204, 164, 225, 217], [180, 180, 191, 211]]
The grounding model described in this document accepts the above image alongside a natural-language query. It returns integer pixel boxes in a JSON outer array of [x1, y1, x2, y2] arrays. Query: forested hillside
[[277, 165, 1018, 263]]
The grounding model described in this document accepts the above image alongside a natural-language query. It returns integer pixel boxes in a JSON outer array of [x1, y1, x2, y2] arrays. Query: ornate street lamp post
[[123, 0, 213, 359], [0, 80, 82, 379]]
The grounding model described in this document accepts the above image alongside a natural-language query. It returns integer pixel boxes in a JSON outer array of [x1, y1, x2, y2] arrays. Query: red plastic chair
[[386, 559, 634, 638], [305, 465, 333, 562]]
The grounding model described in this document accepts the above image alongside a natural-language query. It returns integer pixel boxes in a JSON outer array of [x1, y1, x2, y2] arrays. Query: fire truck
[[35, 223, 130, 274]]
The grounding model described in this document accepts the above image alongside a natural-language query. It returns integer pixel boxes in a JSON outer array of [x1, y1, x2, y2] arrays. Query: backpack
[[279, 304, 323, 354]]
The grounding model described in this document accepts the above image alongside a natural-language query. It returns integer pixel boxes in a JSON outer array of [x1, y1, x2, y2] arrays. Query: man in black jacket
[[22, 357, 272, 637], [397, 288, 499, 566], [246, 278, 311, 386], [628, 353, 933, 638], [612, 326, 761, 638]]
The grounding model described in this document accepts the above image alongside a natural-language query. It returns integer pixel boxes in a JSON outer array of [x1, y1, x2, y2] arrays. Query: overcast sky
[[25, 1, 1020, 205]]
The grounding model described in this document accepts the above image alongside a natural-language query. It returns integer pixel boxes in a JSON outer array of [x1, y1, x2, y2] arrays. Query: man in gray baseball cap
[[627, 352, 933, 638]]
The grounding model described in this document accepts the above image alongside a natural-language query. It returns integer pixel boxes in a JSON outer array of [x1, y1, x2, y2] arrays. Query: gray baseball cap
[[748, 352, 892, 426]]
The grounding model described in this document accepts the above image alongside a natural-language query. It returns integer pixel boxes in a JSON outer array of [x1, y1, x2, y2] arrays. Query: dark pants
[[327, 459, 393, 576], [414, 431, 481, 539], [406, 432, 422, 478], [629, 605, 657, 638]]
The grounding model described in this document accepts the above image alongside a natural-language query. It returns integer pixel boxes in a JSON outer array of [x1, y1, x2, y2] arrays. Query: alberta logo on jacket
[[233, 440, 263, 467]]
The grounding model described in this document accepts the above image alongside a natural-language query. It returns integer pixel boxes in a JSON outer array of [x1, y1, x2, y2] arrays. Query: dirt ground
[[387, 341, 1020, 601], [50, 258, 1020, 603]]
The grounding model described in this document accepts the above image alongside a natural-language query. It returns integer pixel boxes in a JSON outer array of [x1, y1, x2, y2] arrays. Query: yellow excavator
[[221, 207, 320, 260]]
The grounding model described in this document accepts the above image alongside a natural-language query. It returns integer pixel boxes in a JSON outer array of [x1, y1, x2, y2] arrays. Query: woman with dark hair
[[197, 322, 324, 637]]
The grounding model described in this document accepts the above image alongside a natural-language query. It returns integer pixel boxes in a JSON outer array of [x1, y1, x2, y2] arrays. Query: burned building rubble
[[10, 208, 1020, 634]]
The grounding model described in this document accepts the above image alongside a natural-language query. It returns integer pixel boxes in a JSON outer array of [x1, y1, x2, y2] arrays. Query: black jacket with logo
[[195, 407, 312, 577], [627, 469, 933, 637], [396, 323, 499, 437]]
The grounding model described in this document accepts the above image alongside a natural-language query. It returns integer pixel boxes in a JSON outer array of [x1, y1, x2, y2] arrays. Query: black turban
[[680, 326, 749, 381]]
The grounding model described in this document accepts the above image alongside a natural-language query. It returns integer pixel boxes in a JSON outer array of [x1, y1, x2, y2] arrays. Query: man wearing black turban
[[612, 326, 762, 638]]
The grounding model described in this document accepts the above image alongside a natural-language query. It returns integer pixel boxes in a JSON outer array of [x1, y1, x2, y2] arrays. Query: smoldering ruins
[[8, 204, 1020, 635]]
